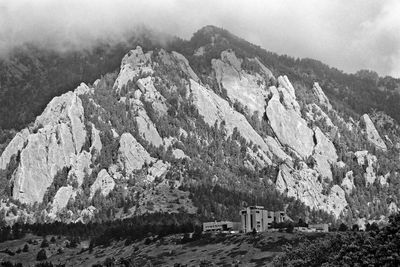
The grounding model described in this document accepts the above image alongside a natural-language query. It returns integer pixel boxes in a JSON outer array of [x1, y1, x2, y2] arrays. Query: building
[[240, 206, 290, 233], [308, 223, 329, 232], [202, 221, 235, 232]]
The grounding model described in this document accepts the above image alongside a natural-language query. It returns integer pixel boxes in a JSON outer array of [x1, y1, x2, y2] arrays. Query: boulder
[[172, 149, 188, 159], [360, 114, 387, 151], [117, 133, 153, 174], [90, 169, 115, 198]]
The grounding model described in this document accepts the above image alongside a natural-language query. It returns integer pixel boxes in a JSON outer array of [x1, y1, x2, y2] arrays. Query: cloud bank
[[0, 0, 399, 77]]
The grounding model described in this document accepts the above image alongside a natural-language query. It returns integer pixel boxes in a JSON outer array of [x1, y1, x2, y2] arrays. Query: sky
[[1, 0, 399, 78]]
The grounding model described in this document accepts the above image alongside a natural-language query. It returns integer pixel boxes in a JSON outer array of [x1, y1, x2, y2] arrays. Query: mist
[[1, 0, 399, 77]]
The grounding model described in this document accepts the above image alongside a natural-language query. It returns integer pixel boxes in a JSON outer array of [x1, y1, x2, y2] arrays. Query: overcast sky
[[1, 0, 399, 78]]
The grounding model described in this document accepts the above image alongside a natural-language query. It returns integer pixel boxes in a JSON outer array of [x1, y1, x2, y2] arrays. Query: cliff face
[[0, 29, 396, 224], [7, 90, 88, 204]]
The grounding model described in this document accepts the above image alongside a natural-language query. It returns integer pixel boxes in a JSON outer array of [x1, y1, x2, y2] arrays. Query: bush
[[40, 238, 49, 248], [36, 249, 47, 261]]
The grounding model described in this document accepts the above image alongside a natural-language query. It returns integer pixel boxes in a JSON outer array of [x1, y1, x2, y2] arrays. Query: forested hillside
[[1, 25, 400, 231]]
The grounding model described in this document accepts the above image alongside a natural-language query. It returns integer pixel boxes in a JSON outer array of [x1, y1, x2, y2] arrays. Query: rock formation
[[117, 133, 153, 174], [90, 169, 115, 198], [266, 80, 314, 159], [190, 79, 273, 165], [50, 186, 75, 216], [312, 127, 338, 180], [311, 82, 332, 110], [0, 129, 29, 170], [360, 114, 387, 151], [341, 171, 355, 194], [276, 163, 347, 218], [8, 89, 87, 204], [212, 50, 271, 116], [355, 150, 377, 186]]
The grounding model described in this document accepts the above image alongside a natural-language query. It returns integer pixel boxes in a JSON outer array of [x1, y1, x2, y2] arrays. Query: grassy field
[[0, 231, 328, 266]]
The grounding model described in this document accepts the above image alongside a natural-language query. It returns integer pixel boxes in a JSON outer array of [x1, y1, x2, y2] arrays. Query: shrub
[[36, 249, 47, 261], [40, 238, 49, 248]]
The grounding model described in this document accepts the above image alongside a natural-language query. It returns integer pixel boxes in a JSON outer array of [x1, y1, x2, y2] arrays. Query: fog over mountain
[[1, 0, 400, 77]]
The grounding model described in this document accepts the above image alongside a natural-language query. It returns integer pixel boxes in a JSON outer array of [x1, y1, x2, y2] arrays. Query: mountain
[[1, 25, 400, 229]]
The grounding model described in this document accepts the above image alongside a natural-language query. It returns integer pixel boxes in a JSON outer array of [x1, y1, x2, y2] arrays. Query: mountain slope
[[0, 26, 400, 229]]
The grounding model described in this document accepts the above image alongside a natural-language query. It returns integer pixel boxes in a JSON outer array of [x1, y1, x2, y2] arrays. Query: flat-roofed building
[[202, 221, 235, 232], [308, 223, 329, 232], [240, 206, 290, 233]]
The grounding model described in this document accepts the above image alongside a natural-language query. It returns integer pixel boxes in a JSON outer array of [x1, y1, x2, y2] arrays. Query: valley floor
[[0, 231, 328, 266]]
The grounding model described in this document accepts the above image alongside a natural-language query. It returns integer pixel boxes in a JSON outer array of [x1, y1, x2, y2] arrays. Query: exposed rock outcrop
[[212, 50, 271, 117], [10, 90, 87, 204], [172, 149, 188, 159], [311, 82, 332, 110], [312, 127, 338, 180], [146, 160, 170, 183], [389, 202, 398, 215], [264, 136, 291, 162], [355, 150, 377, 186], [305, 103, 335, 131], [117, 133, 153, 174], [89, 123, 102, 155], [276, 163, 347, 218], [68, 152, 92, 187], [113, 46, 153, 92], [137, 76, 168, 115], [190, 79, 273, 165], [0, 129, 29, 170], [50, 186, 75, 216], [135, 107, 163, 147], [266, 78, 314, 159], [360, 114, 387, 151], [341, 171, 355, 194], [90, 169, 115, 198]]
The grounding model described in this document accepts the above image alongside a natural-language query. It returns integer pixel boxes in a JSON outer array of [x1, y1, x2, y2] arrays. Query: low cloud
[[0, 0, 399, 77]]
